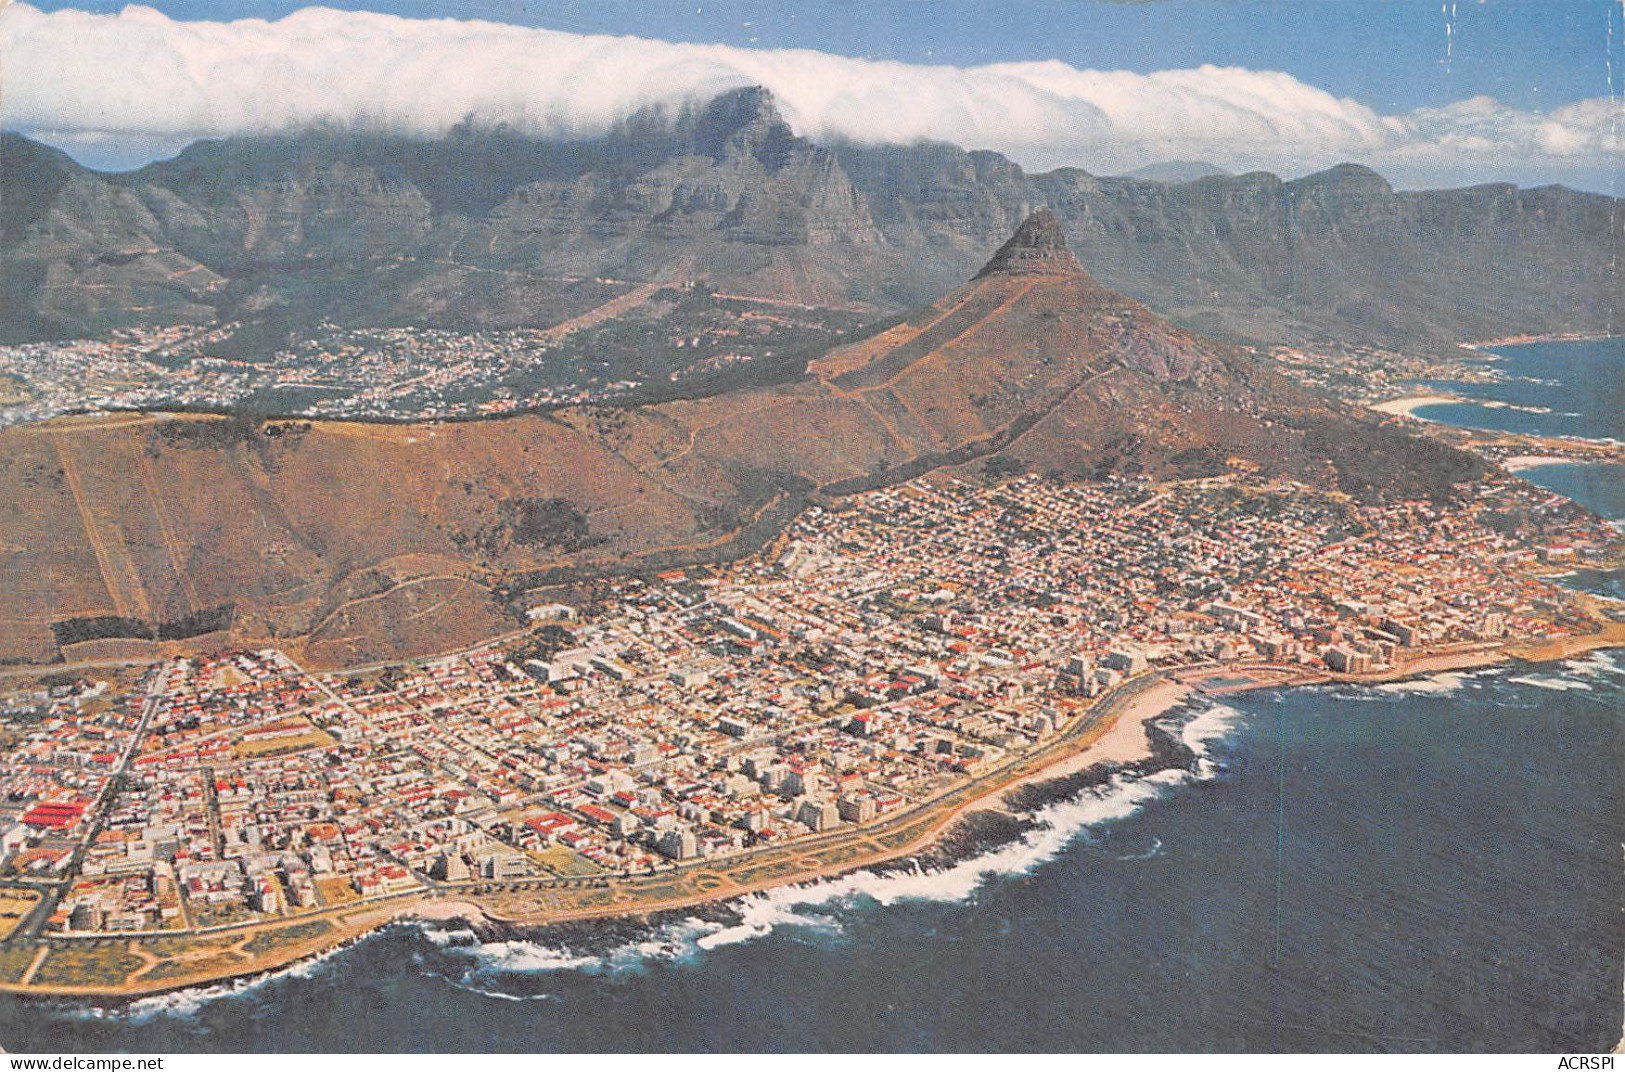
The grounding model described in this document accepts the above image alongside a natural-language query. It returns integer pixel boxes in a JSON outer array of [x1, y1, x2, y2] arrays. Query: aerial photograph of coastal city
[[0, 0, 1619, 1060]]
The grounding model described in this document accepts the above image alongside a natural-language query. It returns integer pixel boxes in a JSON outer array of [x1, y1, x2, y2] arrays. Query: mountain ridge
[[1120, 160, 1232, 183], [0, 210, 1482, 668], [2, 84, 1619, 349]]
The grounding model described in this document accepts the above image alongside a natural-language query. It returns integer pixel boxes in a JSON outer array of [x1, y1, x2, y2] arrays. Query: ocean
[[1515, 461, 1625, 523], [1414, 334, 1624, 600], [1, 340, 1619, 1054], [1412, 336, 1625, 442]]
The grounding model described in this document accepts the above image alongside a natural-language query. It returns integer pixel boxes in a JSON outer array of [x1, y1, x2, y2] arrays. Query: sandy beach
[[1501, 454, 1564, 471], [1369, 394, 1462, 418], [1463, 332, 1619, 350], [999, 679, 1190, 796], [1498, 454, 1598, 472]]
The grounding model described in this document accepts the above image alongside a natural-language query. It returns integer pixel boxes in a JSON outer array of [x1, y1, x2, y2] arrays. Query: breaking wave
[[1506, 673, 1594, 692], [1114, 837, 1164, 862], [1320, 669, 1489, 703], [1563, 649, 1625, 679], [1372, 671, 1476, 697], [1328, 658, 1617, 704], [1471, 399, 1557, 414], [420, 927, 479, 948]]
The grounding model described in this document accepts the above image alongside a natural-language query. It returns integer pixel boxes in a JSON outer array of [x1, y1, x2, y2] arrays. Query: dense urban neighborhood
[[0, 286, 863, 429], [0, 466, 1615, 983]]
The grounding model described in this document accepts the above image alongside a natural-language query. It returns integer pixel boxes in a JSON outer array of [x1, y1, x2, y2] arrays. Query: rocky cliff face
[[974, 208, 1080, 278], [2, 85, 1618, 346]]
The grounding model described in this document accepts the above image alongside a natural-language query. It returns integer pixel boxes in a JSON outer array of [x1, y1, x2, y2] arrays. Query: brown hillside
[[0, 212, 1480, 667]]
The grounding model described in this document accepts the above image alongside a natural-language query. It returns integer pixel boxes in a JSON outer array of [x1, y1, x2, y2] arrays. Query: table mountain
[[2, 85, 1618, 349]]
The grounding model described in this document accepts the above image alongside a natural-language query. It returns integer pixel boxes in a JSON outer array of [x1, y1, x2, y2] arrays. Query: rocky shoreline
[[453, 899, 748, 951]]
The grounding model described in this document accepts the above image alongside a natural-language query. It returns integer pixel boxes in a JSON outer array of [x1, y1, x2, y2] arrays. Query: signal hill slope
[[0, 212, 1478, 667]]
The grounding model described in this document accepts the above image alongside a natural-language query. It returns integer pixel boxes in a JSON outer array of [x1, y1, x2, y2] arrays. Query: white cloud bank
[[1, 2, 1620, 189]]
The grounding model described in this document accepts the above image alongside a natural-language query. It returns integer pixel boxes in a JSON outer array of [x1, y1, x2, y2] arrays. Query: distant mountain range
[[2, 85, 1619, 350], [1120, 160, 1231, 183]]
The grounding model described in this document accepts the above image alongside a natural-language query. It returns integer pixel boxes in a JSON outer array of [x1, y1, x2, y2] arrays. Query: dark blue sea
[[1413, 337, 1624, 441]]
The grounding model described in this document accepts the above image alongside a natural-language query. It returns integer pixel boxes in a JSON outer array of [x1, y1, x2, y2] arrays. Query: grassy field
[[144, 952, 246, 982], [232, 724, 336, 759], [137, 934, 237, 959], [530, 846, 602, 878], [31, 944, 145, 988], [0, 890, 39, 940], [240, 918, 332, 956], [0, 945, 38, 984], [315, 876, 360, 906]]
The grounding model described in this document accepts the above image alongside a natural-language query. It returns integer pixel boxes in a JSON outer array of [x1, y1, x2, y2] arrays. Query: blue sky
[[6, 1, 1622, 189]]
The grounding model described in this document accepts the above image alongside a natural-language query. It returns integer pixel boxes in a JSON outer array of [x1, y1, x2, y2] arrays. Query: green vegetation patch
[[241, 918, 333, 956], [729, 859, 804, 885], [152, 416, 260, 451], [0, 375, 33, 405], [876, 817, 936, 849], [554, 888, 614, 910], [530, 846, 601, 878], [468, 496, 603, 556], [0, 945, 39, 984], [31, 944, 144, 987], [812, 843, 868, 867], [624, 883, 685, 903], [137, 935, 236, 959], [51, 604, 235, 647], [144, 953, 247, 982]]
